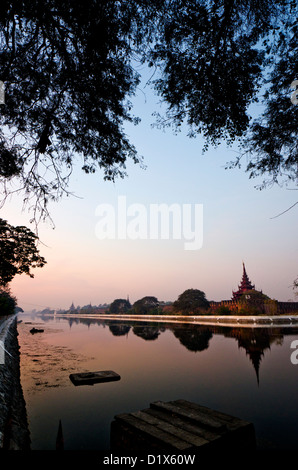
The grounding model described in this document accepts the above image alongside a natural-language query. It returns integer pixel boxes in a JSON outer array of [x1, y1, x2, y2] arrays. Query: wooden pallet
[[110, 399, 256, 453]]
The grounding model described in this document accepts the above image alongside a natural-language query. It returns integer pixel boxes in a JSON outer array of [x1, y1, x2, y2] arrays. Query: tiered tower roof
[[232, 263, 255, 300]]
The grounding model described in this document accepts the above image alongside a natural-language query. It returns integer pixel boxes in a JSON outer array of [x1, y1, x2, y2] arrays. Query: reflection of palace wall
[[210, 300, 298, 314]]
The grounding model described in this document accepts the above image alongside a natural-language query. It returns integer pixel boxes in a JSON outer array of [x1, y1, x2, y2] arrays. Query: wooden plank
[[171, 400, 256, 449], [131, 410, 210, 448], [150, 401, 226, 432], [111, 400, 256, 453], [113, 413, 193, 451], [69, 370, 120, 386], [144, 407, 222, 443], [174, 400, 251, 430], [110, 420, 177, 454]]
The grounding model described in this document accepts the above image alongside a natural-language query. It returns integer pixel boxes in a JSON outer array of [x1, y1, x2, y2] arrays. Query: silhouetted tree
[[0, 0, 297, 219], [109, 298, 131, 314], [132, 296, 159, 315], [151, 1, 298, 190], [173, 288, 210, 315], [0, 286, 17, 316], [0, 218, 46, 286], [237, 289, 270, 315]]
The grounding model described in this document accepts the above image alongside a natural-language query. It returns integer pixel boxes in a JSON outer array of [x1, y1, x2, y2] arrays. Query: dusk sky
[[2, 68, 298, 311]]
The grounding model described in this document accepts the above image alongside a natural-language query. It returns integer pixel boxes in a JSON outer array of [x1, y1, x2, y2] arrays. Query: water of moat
[[17, 314, 298, 451]]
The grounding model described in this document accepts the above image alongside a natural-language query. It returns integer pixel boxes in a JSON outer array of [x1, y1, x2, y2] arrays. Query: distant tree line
[[101, 290, 211, 316], [61, 286, 291, 318], [64, 289, 226, 316]]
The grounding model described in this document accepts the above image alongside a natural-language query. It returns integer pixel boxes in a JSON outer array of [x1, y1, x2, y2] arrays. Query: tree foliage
[[238, 289, 270, 315], [0, 218, 46, 286], [0, 0, 147, 218], [293, 277, 298, 295], [215, 305, 232, 315], [173, 288, 210, 315], [0, 0, 297, 219], [132, 296, 159, 315], [0, 286, 17, 316], [109, 298, 131, 314]]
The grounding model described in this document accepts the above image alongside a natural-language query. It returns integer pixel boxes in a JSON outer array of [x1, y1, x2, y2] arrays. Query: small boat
[[69, 370, 121, 386], [30, 327, 44, 334]]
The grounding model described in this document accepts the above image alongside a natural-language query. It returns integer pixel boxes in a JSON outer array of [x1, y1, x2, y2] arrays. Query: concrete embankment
[[0, 315, 30, 450], [52, 312, 298, 328]]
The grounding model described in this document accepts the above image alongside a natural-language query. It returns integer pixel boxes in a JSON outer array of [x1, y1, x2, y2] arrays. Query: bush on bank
[[0, 287, 17, 316]]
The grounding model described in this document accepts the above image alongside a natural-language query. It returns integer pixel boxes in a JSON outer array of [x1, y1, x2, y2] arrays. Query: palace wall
[[210, 300, 298, 314]]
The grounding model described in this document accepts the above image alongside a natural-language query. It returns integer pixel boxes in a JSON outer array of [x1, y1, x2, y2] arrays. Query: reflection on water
[[132, 324, 161, 341], [108, 321, 287, 385], [73, 316, 288, 385], [226, 327, 283, 385], [19, 322, 94, 395], [17, 314, 298, 451], [172, 325, 213, 352]]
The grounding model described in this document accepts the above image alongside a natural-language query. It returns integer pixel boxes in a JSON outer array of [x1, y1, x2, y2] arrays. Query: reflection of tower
[[232, 262, 255, 300], [226, 328, 281, 386], [244, 342, 263, 386]]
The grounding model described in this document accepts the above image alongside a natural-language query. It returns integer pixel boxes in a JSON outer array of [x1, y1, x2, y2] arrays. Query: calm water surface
[[17, 314, 298, 451]]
